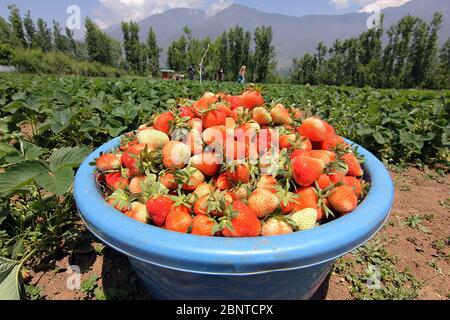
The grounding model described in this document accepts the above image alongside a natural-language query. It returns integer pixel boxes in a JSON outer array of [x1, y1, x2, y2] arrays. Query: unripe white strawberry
[[137, 129, 169, 150], [127, 202, 149, 224], [291, 208, 318, 231], [248, 188, 280, 218], [261, 218, 293, 236]]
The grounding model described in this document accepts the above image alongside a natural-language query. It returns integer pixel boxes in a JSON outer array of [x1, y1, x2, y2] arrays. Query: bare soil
[[28, 167, 449, 300]]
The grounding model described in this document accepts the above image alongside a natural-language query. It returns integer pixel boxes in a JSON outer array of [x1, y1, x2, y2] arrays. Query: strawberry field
[[0, 73, 449, 300]]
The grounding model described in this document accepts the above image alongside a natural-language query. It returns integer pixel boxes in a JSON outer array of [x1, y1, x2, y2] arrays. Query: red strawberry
[[96, 153, 121, 172], [328, 186, 358, 214], [227, 95, 244, 110], [226, 163, 250, 184], [154, 111, 175, 134], [105, 172, 129, 190], [215, 103, 233, 118], [316, 173, 332, 190], [240, 90, 264, 110], [222, 201, 261, 237], [292, 187, 318, 212], [298, 117, 328, 142], [146, 195, 175, 227], [202, 109, 226, 129], [192, 92, 218, 116], [191, 215, 216, 236], [165, 206, 193, 233], [160, 172, 178, 190], [175, 167, 205, 192], [270, 104, 292, 125], [280, 134, 297, 149], [322, 120, 336, 135], [310, 150, 336, 166], [290, 149, 311, 160], [277, 187, 299, 215], [342, 153, 364, 177], [343, 176, 363, 196], [179, 106, 194, 119], [291, 156, 325, 187], [216, 173, 232, 190], [329, 172, 346, 185], [320, 134, 345, 150], [191, 152, 221, 177]]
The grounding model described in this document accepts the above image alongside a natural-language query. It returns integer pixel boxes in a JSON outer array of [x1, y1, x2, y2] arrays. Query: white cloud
[[206, 0, 233, 16], [359, 0, 412, 13], [95, 0, 206, 28], [329, 0, 411, 12], [94, 0, 233, 29]]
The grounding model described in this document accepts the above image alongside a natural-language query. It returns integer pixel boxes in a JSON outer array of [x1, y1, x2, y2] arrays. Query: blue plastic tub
[[74, 137, 394, 300]]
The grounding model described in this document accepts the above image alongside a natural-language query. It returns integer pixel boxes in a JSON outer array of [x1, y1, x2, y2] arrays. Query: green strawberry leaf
[[35, 166, 74, 196], [49, 146, 91, 172], [0, 161, 47, 195], [0, 257, 24, 300], [21, 141, 48, 161]]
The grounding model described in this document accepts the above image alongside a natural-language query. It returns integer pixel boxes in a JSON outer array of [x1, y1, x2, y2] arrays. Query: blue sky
[[0, 0, 411, 36]]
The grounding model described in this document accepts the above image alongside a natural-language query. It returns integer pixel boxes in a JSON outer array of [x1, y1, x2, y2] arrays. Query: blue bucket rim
[[74, 137, 394, 275]]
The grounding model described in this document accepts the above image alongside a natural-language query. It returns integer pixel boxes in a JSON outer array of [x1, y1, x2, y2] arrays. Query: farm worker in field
[[188, 65, 195, 80], [237, 65, 246, 84], [217, 67, 225, 82], [200, 65, 206, 81]]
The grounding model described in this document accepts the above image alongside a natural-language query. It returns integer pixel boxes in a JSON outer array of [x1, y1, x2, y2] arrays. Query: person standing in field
[[217, 67, 225, 82], [188, 65, 195, 80], [199, 65, 206, 81], [237, 65, 246, 84]]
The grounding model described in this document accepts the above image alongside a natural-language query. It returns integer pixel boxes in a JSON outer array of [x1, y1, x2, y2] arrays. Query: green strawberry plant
[[0, 141, 90, 299]]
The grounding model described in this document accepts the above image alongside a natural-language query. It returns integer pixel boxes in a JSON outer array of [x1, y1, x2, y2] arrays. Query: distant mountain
[[105, 8, 207, 48], [105, 0, 450, 70]]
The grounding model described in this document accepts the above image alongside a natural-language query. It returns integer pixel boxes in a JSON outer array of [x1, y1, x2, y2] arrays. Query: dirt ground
[[26, 167, 449, 300]]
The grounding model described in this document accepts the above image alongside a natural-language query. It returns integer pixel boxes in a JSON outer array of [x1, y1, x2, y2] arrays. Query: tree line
[[291, 12, 450, 89], [166, 25, 276, 82], [0, 4, 448, 88]]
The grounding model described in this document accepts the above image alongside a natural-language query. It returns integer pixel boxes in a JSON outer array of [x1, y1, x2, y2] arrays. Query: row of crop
[[1, 74, 448, 166]]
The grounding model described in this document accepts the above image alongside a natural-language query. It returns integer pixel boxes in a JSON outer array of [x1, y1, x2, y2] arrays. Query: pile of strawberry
[[93, 89, 367, 237]]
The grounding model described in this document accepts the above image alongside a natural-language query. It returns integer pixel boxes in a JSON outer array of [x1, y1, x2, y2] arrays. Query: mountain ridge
[[104, 0, 450, 70]]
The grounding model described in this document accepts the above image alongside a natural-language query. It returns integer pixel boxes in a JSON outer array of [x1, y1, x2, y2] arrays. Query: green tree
[[253, 26, 276, 82], [85, 18, 119, 66], [0, 17, 13, 45], [8, 4, 26, 47], [23, 10, 36, 48], [228, 26, 245, 78], [167, 34, 187, 72], [146, 27, 161, 76], [122, 21, 146, 74], [422, 12, 443, 87], [53, 21, 70, 52], [34, 18, 53, 52], [438, 38, 450, 87], [65, 27, 78, 57], [291, 54, 317, 85]]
